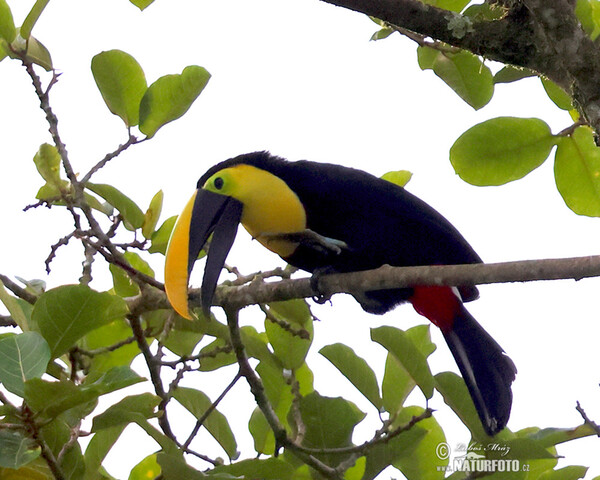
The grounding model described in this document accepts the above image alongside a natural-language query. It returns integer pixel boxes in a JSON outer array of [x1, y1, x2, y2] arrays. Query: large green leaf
[[83, 425, 126, 477], [393, 406, 446, 480], [91, 393, 161, 431], [0, 332, 50, 396], [0, 430, 40, 469], [24, 366, 144, 419], [434, 371, 487, 439], [450, 116, 556, 185], [31, 285, 128, 358], [319, 343, 382, 410], [91, 49, 147, 127], [211, 458, 295, 480], [371, 326, 434, 399], [82, 319, 141, 376], [554, 126, 600, 216], [156, 451, 207, 480], [418, 47, 494, 110], [298, 391, 365, 449], [86, 182, 145, 230], [139, 65, 211, 137], [172, 387, 239, 460], [265, 299, 312, 370]]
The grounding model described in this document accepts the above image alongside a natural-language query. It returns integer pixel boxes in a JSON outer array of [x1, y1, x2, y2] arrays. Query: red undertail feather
[[410, 285, 517, 436], [410, 285, 461, 332]]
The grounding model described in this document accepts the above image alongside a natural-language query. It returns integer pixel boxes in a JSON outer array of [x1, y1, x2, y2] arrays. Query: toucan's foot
[[310, 266, 336, 305], [259, 229, 348, 255]]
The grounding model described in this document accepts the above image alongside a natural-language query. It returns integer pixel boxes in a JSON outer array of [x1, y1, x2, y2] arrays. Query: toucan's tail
[[411, 286, 517, 436]]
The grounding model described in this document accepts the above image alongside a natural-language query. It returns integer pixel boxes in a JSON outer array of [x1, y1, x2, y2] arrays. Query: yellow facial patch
[[203, 164, 307, 257]]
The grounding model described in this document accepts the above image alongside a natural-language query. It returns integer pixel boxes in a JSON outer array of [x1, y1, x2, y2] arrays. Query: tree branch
[[318, 0, 600, 133], [213, 255, 600, 311], [125, 254, 600, 317]]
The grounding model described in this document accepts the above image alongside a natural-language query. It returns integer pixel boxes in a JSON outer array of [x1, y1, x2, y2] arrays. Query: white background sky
[[2, 0, 600, 478]]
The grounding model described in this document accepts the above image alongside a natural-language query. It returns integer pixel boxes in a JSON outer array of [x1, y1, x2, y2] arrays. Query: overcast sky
[[2, 0, 600, 477]]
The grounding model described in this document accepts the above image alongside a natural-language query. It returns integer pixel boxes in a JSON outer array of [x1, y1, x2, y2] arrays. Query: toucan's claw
[[309, 266, 335, 305], [259, 229, 348, 255]]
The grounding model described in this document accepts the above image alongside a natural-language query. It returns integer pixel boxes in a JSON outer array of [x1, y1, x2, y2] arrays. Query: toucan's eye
[[213, 177, 224, 190]]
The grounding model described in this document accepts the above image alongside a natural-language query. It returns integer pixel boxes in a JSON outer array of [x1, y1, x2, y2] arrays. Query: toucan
[[164, 151, 517, 436]]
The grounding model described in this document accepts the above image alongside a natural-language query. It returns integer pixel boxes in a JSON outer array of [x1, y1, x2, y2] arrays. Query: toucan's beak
[[165, 189, 243, 319]]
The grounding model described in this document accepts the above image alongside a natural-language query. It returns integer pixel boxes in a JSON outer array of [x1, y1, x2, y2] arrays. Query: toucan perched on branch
[[164, 151, 516, 436]]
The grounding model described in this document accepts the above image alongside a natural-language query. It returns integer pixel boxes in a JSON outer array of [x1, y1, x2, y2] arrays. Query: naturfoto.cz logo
[[435, 442, 530, 473]]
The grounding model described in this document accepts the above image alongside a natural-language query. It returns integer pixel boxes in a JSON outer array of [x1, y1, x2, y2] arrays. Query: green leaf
[[528, 424, 598, 447], [555, 126, 600, 216], [538, 465, 588, 480], [172, 387, 239, 460], [434, 371, 488, 439], [142, 190, 163, 239], [91, 393, 160, 431], [22, 35, 53, 71], [362, 419, 427, 480], [370, 27, 394, 41], [381, 170, 412, 187], [211, 458, 295, 480], [0, 279, 29, 330], [91, 50, 147, 127], [265, 299, 313, 370], [345, 456, 366, 480], [156, 451, 206, 480], [541, 78, 573, 111], [576, 0, 600, 40], [418, 47, 494, 110], [493, 66, 536, 84], [129, 454, 161, 480], [86, 183, 145, 230], [371, 326, 434, 399], [20, 0, 50, 40], [139, 65, 211, 138], [82, 319, 141, 375], [84, 425, 126, 477], [129, 0, 155, 10], [24, 366, 144, 419], [393, 406, 446, 480], [0, 430, 40, 469], [33, 143, 64, 188], [0, 332, 50, 396], [319, 343, 383, 410], [421, 0, 470, 12], [149, 215, 177, 254], [450, 116, 556, 186], [31, 285, 128, 358], [0, 0, 16, 42], [298, 392, 365, 449]]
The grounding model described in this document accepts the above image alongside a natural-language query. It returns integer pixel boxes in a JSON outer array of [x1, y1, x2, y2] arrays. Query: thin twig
[[80, 134, 142, 185], [182, 371, 243, 449], [576, 401, 600, 437]]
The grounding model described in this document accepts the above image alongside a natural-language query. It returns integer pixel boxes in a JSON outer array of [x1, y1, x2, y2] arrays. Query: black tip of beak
[[189, 191, 243, 316]]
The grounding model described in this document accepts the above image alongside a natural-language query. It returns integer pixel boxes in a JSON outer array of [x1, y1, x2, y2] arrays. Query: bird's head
[[164, 155, 306, 319]]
